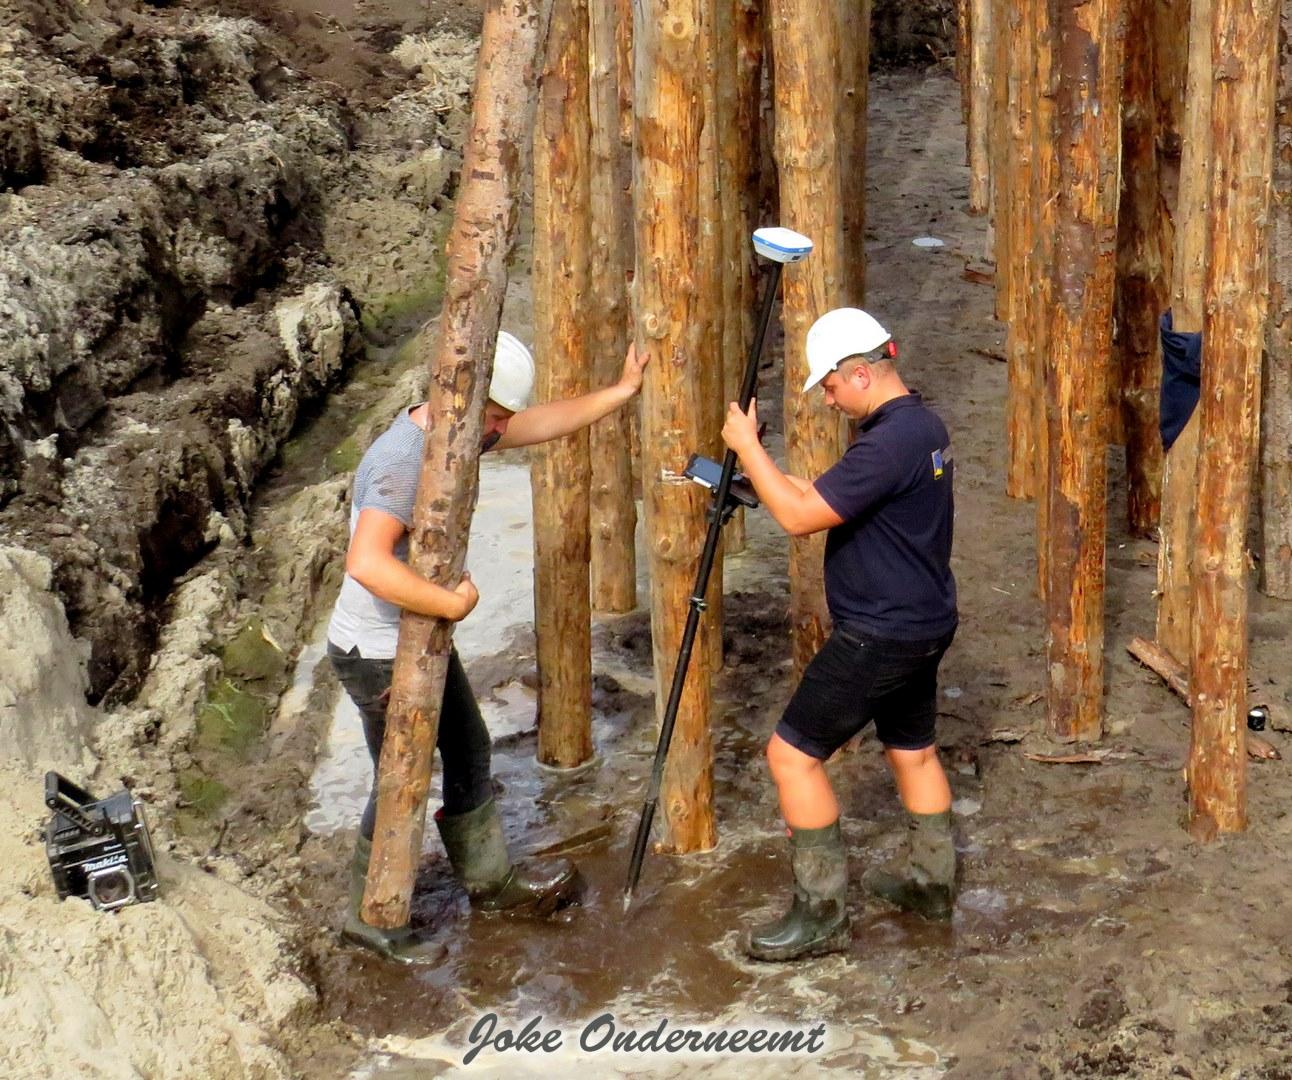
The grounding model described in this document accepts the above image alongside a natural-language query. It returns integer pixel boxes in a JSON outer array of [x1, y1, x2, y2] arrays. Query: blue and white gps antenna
[[752, 226, 814, 264]]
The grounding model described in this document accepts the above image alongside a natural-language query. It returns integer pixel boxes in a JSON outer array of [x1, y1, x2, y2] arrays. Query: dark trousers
[[326, 641, 494, 840]]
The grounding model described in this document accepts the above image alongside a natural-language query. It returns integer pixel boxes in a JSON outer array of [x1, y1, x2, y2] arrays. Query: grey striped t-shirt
[[326, 408, 427, 659]]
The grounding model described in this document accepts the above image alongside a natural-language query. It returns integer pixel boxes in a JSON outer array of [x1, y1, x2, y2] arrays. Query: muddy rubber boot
[[862, 809, 956, 921], [435, 799, 582, 915], [745, 821, 850, 962], [340, 835, 447, 965]]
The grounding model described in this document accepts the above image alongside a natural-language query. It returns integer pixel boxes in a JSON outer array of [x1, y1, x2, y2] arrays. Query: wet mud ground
[[283, 70, 1292, 1078]]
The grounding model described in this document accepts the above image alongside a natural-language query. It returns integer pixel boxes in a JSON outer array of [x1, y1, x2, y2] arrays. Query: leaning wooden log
[[1127, 635, 1190, 700], [1261, 0, 1292, 600], [635, 0, 717, 853], [1042, 0, 1124, 741], [1127, 637, 1282, 763], [769, 0, 847, 676], [362, 0, 552, 929], [1189, 0, 1279, 841], [589, 0, 638, 614], [533, 0, 595, 769], [1157, 0, 1213, 665]]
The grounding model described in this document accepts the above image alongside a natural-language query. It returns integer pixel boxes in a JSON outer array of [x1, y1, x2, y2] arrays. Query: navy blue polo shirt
[[813, 393, 957, 641]]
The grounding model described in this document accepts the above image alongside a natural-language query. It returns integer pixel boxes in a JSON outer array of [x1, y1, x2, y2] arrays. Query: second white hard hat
[[488, 330, 535, 412], [803, 308, 892, 393]]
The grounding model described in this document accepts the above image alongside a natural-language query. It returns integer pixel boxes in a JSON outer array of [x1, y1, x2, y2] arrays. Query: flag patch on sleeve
[[931, 446, 952, 478]]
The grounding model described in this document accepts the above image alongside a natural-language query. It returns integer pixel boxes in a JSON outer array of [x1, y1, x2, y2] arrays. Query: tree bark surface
[[968, 0, 992, 213], [770, 0, 847, 676], [1189, 0, 1278, 840], [838, 0, 872, 307], [1115, 0, 1167, 536], [1042, 0, 1125, 742], [533, 0, 594, 769], [634, 0, 717, 853], [1031, 0, 1057, 601], [1157, 0, 1213, 663], [589, 0, 638, 614], [1005, 1, 1037, 500], [1261, 0, 1292, 598]]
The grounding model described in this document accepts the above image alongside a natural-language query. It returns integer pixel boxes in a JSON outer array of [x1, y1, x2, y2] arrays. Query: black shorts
[[776, 624, 955, 759]]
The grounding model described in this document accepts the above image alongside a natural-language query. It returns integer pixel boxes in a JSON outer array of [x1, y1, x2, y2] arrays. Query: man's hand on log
[[618, 342, 649, 394], [450, 572, 479, 621]]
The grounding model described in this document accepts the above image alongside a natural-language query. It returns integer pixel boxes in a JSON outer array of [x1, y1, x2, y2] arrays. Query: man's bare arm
[[346, 508, 479, 620], [494, 343, 647, 449], [722, 401, 844, 536]]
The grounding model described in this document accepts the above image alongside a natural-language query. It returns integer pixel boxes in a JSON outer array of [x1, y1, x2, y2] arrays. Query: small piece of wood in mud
[[531, 821, 614, 857], [1024, 750, 1112, 765], [970, 347, 1007, 363], [983, 727, 1028, 744], [1246, 733, 1280, 761], [962, 266, 995, 285]]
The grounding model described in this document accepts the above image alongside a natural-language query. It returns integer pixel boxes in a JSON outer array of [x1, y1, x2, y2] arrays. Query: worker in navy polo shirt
[[721, 306, 958, 962]]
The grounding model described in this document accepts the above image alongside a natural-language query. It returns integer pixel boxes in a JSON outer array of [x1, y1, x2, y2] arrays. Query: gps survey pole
[[623, 227, 813, 912]]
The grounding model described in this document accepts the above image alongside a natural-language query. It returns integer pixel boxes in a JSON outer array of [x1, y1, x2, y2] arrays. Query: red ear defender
[[886, 340, 898, 359]]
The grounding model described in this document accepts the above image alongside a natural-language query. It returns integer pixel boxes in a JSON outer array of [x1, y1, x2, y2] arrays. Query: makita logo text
[[84, 853, 128, 873]]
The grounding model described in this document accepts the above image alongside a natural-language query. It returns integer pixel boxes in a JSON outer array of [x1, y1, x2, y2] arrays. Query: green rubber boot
[[435, 799, 582, 915], [340, 835, 447, 965], [862, 809, 956, 921], [745, 821, 850, 962]]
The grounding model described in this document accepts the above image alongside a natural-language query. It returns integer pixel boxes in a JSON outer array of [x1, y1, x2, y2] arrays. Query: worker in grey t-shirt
[[328, 330, 647, 964]]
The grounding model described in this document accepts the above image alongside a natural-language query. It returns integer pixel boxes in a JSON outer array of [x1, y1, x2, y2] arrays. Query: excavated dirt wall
[[0, 0, 465, 704]]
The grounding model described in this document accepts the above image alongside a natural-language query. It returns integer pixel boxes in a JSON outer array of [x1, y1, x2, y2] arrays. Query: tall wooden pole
[[1115, 0, 1168, 537], [589, 0, 638, 614], [1188, 0, 1278, 840], [770, 0, 846, 676], [725, 0, 765, 555], [1005, 2, 1037, 500], [968, 0, 992, 213], [634, 0, 716, 853], [533, 0, 594, 769], [838, 0, 872, 307], [957, 0, 972, 128], [989, 0, 1013, 312], [1031, 0, 1057, 600], [1261, 0, 1292, 599], [361, 0, 550, 929], [1042, 0, 1125, 742], [1157, 0, 1213, 664]]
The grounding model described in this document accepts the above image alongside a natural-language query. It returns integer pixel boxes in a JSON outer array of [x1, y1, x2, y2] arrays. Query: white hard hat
[[488, 331, 535, 412], [803, 308, 892, 393]]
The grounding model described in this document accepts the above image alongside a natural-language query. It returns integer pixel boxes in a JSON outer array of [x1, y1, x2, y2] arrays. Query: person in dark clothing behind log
[[721, 307, 958, 962], [327, 331, 646, 963]]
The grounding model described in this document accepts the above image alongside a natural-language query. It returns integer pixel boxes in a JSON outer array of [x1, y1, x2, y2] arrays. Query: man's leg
[[863, 639, 957, 920], [746, 736, 849, 961], [745, 630, 874, 962], [767, 733, 839, 828], [885, 744, 952, 815], [326, 642, 445, 964], [433, 650, 582, 913]]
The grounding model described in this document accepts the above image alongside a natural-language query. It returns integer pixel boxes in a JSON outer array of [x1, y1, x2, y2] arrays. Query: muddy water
[[296, 453, 962, 1073]]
